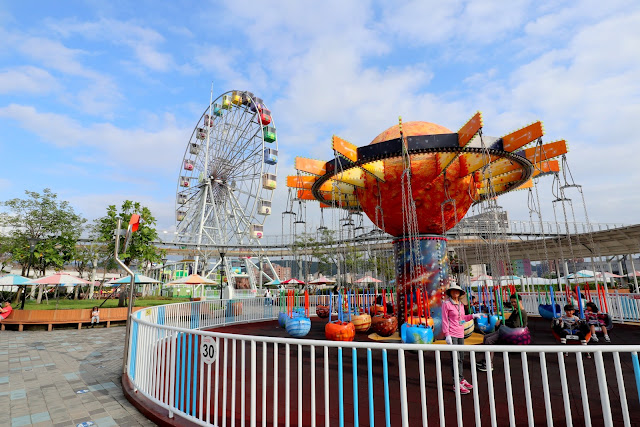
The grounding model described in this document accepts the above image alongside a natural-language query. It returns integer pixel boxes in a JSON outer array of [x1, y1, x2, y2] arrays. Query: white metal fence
[[520, 291, 640, 324], [127, 297, 640, 426]]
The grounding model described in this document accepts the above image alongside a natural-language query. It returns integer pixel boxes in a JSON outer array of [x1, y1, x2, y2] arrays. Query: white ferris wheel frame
[[175, 89, 280, 287]]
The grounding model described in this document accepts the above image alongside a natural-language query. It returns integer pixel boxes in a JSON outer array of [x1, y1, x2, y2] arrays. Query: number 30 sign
[[201, 336, 217, 364]]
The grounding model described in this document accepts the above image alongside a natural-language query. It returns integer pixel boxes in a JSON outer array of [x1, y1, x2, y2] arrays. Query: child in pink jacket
[[442, 284, 482, 394]]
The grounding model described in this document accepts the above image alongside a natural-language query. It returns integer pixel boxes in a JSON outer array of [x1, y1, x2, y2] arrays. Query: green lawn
[[21, 297, 186, 310]]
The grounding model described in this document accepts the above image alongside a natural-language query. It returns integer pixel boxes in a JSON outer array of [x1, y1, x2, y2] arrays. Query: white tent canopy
[[526, 278, 560, 285], [469, 276, 523, 288], [560, 270, 623, 283]]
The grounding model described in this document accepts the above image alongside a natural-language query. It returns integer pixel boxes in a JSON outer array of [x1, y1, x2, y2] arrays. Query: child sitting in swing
[[552, 304, 590, 351], [585, 302, 610, 342]]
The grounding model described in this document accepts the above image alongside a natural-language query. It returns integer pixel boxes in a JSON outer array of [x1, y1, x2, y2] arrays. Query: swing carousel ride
[[288, 114, 567, 341], [175, 89, 281, 297]]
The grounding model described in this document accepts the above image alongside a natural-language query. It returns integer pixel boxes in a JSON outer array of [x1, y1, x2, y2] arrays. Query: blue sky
[[0, 0, 638, 236]]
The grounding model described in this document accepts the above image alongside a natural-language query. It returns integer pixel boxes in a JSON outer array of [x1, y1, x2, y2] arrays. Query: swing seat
[[498, 326, 532, 345], [592, 313, 613, 332], [369, 305, 385, 316], [371, 315, 398, 337], [325, 321, 355, 341], [463, 319, 475, 339], [400, 323, 434, 344], [538, 304, 561, 320], [475, 314, 500, 334], [315, 305, 330, 318], [286, 316, 311, 337], [278, 312, 290, 327], [551, 326, 592, 344], [406, 317, 434, 327], [352, 313, 371, 332]]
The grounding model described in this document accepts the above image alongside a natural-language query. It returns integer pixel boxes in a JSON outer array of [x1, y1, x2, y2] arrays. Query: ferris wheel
[[175, 89, 280, 290]]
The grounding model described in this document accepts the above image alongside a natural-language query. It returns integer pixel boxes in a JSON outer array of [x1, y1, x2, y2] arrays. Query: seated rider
[[0, 301, 12, 321], [375, 294, 394, 315], [552, 304, 590, 347], [585, 302, 610, 343], [477, 294, 528, 372]]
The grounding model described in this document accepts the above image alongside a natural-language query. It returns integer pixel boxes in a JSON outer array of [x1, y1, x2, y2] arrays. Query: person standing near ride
[[442, 283, 482, 394], [477, 294, 528, 371]]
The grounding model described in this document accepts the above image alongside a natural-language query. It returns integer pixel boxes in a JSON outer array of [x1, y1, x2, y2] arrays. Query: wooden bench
[[1, 307, 145, 331]]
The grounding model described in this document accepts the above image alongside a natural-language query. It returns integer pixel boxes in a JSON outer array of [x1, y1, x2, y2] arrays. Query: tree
[[313, 229, 339, 276], [0, 235, 14, 273], [0, 189, 86, 303], [96, 201, 162, 306], [370, 249, 395, 283], [32, 234, 78, 303], [71, 240, 103, 299]]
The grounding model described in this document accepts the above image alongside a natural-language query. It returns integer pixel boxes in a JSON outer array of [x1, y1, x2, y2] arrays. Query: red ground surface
[[199, 317, 640, 426]]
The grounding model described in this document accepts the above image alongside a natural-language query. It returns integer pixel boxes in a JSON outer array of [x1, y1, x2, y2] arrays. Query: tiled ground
[[0, 326, 155, 427]]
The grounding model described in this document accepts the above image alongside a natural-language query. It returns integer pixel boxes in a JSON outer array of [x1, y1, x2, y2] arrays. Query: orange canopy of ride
[[356, 121, 477, 235]]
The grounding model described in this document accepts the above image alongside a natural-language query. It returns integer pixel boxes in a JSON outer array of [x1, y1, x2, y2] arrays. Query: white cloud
[[379, 0, 531, 46], [0, 104, 189, 175], [192, 45, 247, 86], [47, 18, 174, 72], [0, 29, 123, 115], [63, 191, 176, 229], [13, 34, 100, 79], [1, 1, 638, 231], [461, 9, 640, 226], [0, 178, 11, 191], [0, 66, 61, 94]]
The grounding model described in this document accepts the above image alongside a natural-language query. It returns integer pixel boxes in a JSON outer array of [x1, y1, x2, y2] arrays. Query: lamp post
[[160, 257, 168, 296], [219, 252, 225, 300], [22, 237, 39, 309]]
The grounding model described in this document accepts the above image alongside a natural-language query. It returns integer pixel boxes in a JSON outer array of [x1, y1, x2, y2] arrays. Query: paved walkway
[[0, 326, 155, 427]]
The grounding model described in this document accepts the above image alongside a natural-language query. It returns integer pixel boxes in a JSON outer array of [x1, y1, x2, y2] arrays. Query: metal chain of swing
[[398, 119, 422, 293], [551, 170, 582, 293], [512, 138, 550, 295], [477, 130, 513, 292], [560, 155, 608, 286], [332, 151, 348, 289]]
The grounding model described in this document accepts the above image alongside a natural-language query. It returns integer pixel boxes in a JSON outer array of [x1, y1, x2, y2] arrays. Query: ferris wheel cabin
[[222, 95, 232, 109], [263, 125, 276, 143], [184, 159, 194, 171], [178, 193, 187, 204], [180, 176, 190, 187], [189, 143, 200, 155], [196, 128, 206, 140], [241, 91, 254, 105], [231, 91, 242, 105], [213, 103, 223, 117], [203, 114, 214, 127], [176, 210, 186, 222], [250, 224, 264, 239], [259, 108, 272, 125], [258, 200, 272, 215], [250, 97, 264, 113], [264, 148, 278, 165], [262, 173, 277, 190]]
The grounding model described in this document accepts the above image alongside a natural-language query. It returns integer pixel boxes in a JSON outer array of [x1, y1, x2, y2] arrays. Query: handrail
[[131, 297, 640, 351]]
